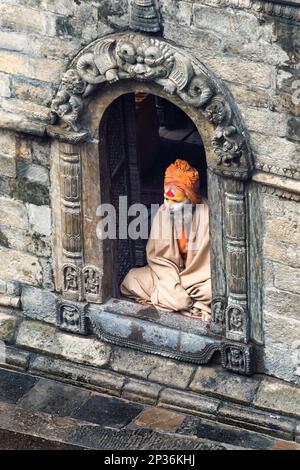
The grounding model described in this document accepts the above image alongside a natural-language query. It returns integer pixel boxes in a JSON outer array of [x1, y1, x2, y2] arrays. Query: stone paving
[[0, 367, 300, 450]]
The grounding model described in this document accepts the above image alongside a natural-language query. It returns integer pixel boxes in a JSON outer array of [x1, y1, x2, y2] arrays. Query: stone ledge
[[29, 355, 125, 397], [0, 110, 47, 137], [16, 319, 111, 368], [0, 345, 30, 372], [254, 377, 300, 418], [158, 388, 221, 419], [122, 378, 162, 405], [218, 403, 295, 441], [189, 365, 261, 405], [253, 171, 300, 197]]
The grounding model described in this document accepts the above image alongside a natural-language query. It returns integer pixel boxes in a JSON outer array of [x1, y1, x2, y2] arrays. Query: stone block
[[159, 388, 220, 419], [190, 366, 260, 404], [0, 368, 37, 404], [264, 288, 300, 321], [204, 56, 274, 89], [18, 378, 91, 417], [133, 407, 185, 432], [0, 196, 28, 229], [239, 106, 287, 137], [0, 247, 42, 286], [263, 238, 300, 269], [272, 264, 300, 295], [30, 355, 125, 397], [27, 204, 51, 236], [0, 226, 51, 257], [110, 346, 166, 380], [218, 403, 295, 440], [0, 50, 65, 83], [30, 139, 50, 168], [226, 82, 269, 108], [0, 98, 52, 124], [161, 1, 192, 26], [254, 377, 300, 418], [1, 345, 30, 371], [264, 313, 300, 346], [264, 341, 299, 384], [251, 132, 300, 170], [21, 286, 57, 325], [122, 379, 162, 405], [16, 320, 111, 367], [0, 72, 11, 98], [148, 359, 195, 389], [17, 160, 49, 187], [11, 78, 55, 109], [0, 4, 57, 36], [0, 310, 17, 342], [0, 153, 16, 178], [265, 216, 299, 245]]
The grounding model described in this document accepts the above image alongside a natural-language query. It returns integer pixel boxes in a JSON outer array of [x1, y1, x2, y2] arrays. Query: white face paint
[[164, 198, 186, 213]]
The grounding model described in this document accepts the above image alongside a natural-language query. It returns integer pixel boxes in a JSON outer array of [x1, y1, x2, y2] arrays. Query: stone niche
[[48, 31, 258, 376]]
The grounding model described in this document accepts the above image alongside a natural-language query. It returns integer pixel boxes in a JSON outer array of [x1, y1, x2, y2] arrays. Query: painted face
[[164, 185, 189, 212]]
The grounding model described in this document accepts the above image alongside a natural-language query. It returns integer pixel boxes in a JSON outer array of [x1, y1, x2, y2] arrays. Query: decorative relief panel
[[221, 342, 253, 375], [49, 32, 252, 180], [57, 300, 88, 335]]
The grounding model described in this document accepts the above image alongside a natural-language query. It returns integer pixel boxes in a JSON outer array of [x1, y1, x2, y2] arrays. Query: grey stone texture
[[190, 366, 261, 404], [16, 320, 111, 367], [0, 0, 298, 390]]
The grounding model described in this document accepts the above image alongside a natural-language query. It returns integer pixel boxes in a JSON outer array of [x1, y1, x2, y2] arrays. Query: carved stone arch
[[49, 32, 256, 375]]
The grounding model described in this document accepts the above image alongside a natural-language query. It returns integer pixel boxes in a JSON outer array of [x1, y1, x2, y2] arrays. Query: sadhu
[[121, 159, 212, 321]]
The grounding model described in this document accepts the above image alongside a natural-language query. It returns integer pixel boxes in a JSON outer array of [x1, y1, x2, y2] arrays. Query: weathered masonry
[[0, 0, 299, 440]]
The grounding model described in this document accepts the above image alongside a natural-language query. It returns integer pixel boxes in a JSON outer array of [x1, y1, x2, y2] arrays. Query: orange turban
[[164, 159, 200, 205]]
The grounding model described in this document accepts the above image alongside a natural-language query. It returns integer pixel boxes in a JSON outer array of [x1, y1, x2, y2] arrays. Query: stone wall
[[0, 0, 299, 385]]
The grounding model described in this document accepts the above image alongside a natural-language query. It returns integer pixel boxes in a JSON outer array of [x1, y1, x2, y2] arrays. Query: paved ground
[[0, 367, 299, 450]]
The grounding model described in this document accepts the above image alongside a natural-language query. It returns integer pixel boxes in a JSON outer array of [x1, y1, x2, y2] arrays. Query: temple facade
[[0, 0, 299, 441]]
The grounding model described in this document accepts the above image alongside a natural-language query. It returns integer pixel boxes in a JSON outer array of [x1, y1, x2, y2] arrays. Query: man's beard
[[164, 199, 194, 235]]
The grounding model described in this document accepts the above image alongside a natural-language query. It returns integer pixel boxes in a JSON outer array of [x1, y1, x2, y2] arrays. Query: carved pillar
[[223, 179, 249, 343], [59, 143, 83, 301]]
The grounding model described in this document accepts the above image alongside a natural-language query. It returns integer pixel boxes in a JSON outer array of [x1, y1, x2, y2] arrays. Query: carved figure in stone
[[212, 300, 225, 324], [84, 268, 100, 295], [121, 159, 212, 321], [228, 306, 243, 331], [61, 305, 80, 327], [205, 95, 243, 167], [63, 265, 78, 291], [227, 346, 244, 370], [51, 69, 86, 132]]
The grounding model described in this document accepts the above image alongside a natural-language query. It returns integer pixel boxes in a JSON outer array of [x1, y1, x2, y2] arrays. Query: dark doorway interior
[[103, 92, 208, 297], [135, 93, 208, 208]]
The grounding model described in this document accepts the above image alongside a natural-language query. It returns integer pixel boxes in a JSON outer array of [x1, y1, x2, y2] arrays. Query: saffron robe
[[120, 200, 212, 317]]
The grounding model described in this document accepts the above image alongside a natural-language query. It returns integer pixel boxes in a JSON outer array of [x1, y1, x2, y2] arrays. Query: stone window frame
[[49, 33, 258, 375]]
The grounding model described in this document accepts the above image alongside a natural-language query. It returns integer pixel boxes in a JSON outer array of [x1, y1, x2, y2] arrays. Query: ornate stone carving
[[60, 145, 83, 301], [221, 342, 253, 375], [211, 296, 225, 334], [50, 33, 251, 177], [83, 266, 101, 302], [51, 70, 86, 132], [226, 305, 244, 332], [130, 0, 161, 33], [57, 301, 88, 335], [63, 264, 80, 293], [223, 180, 249, 343], [205, 95, 245, 168]]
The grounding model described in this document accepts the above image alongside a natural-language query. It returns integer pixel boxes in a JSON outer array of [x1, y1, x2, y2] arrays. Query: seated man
[[120, 159, 212, 320]]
